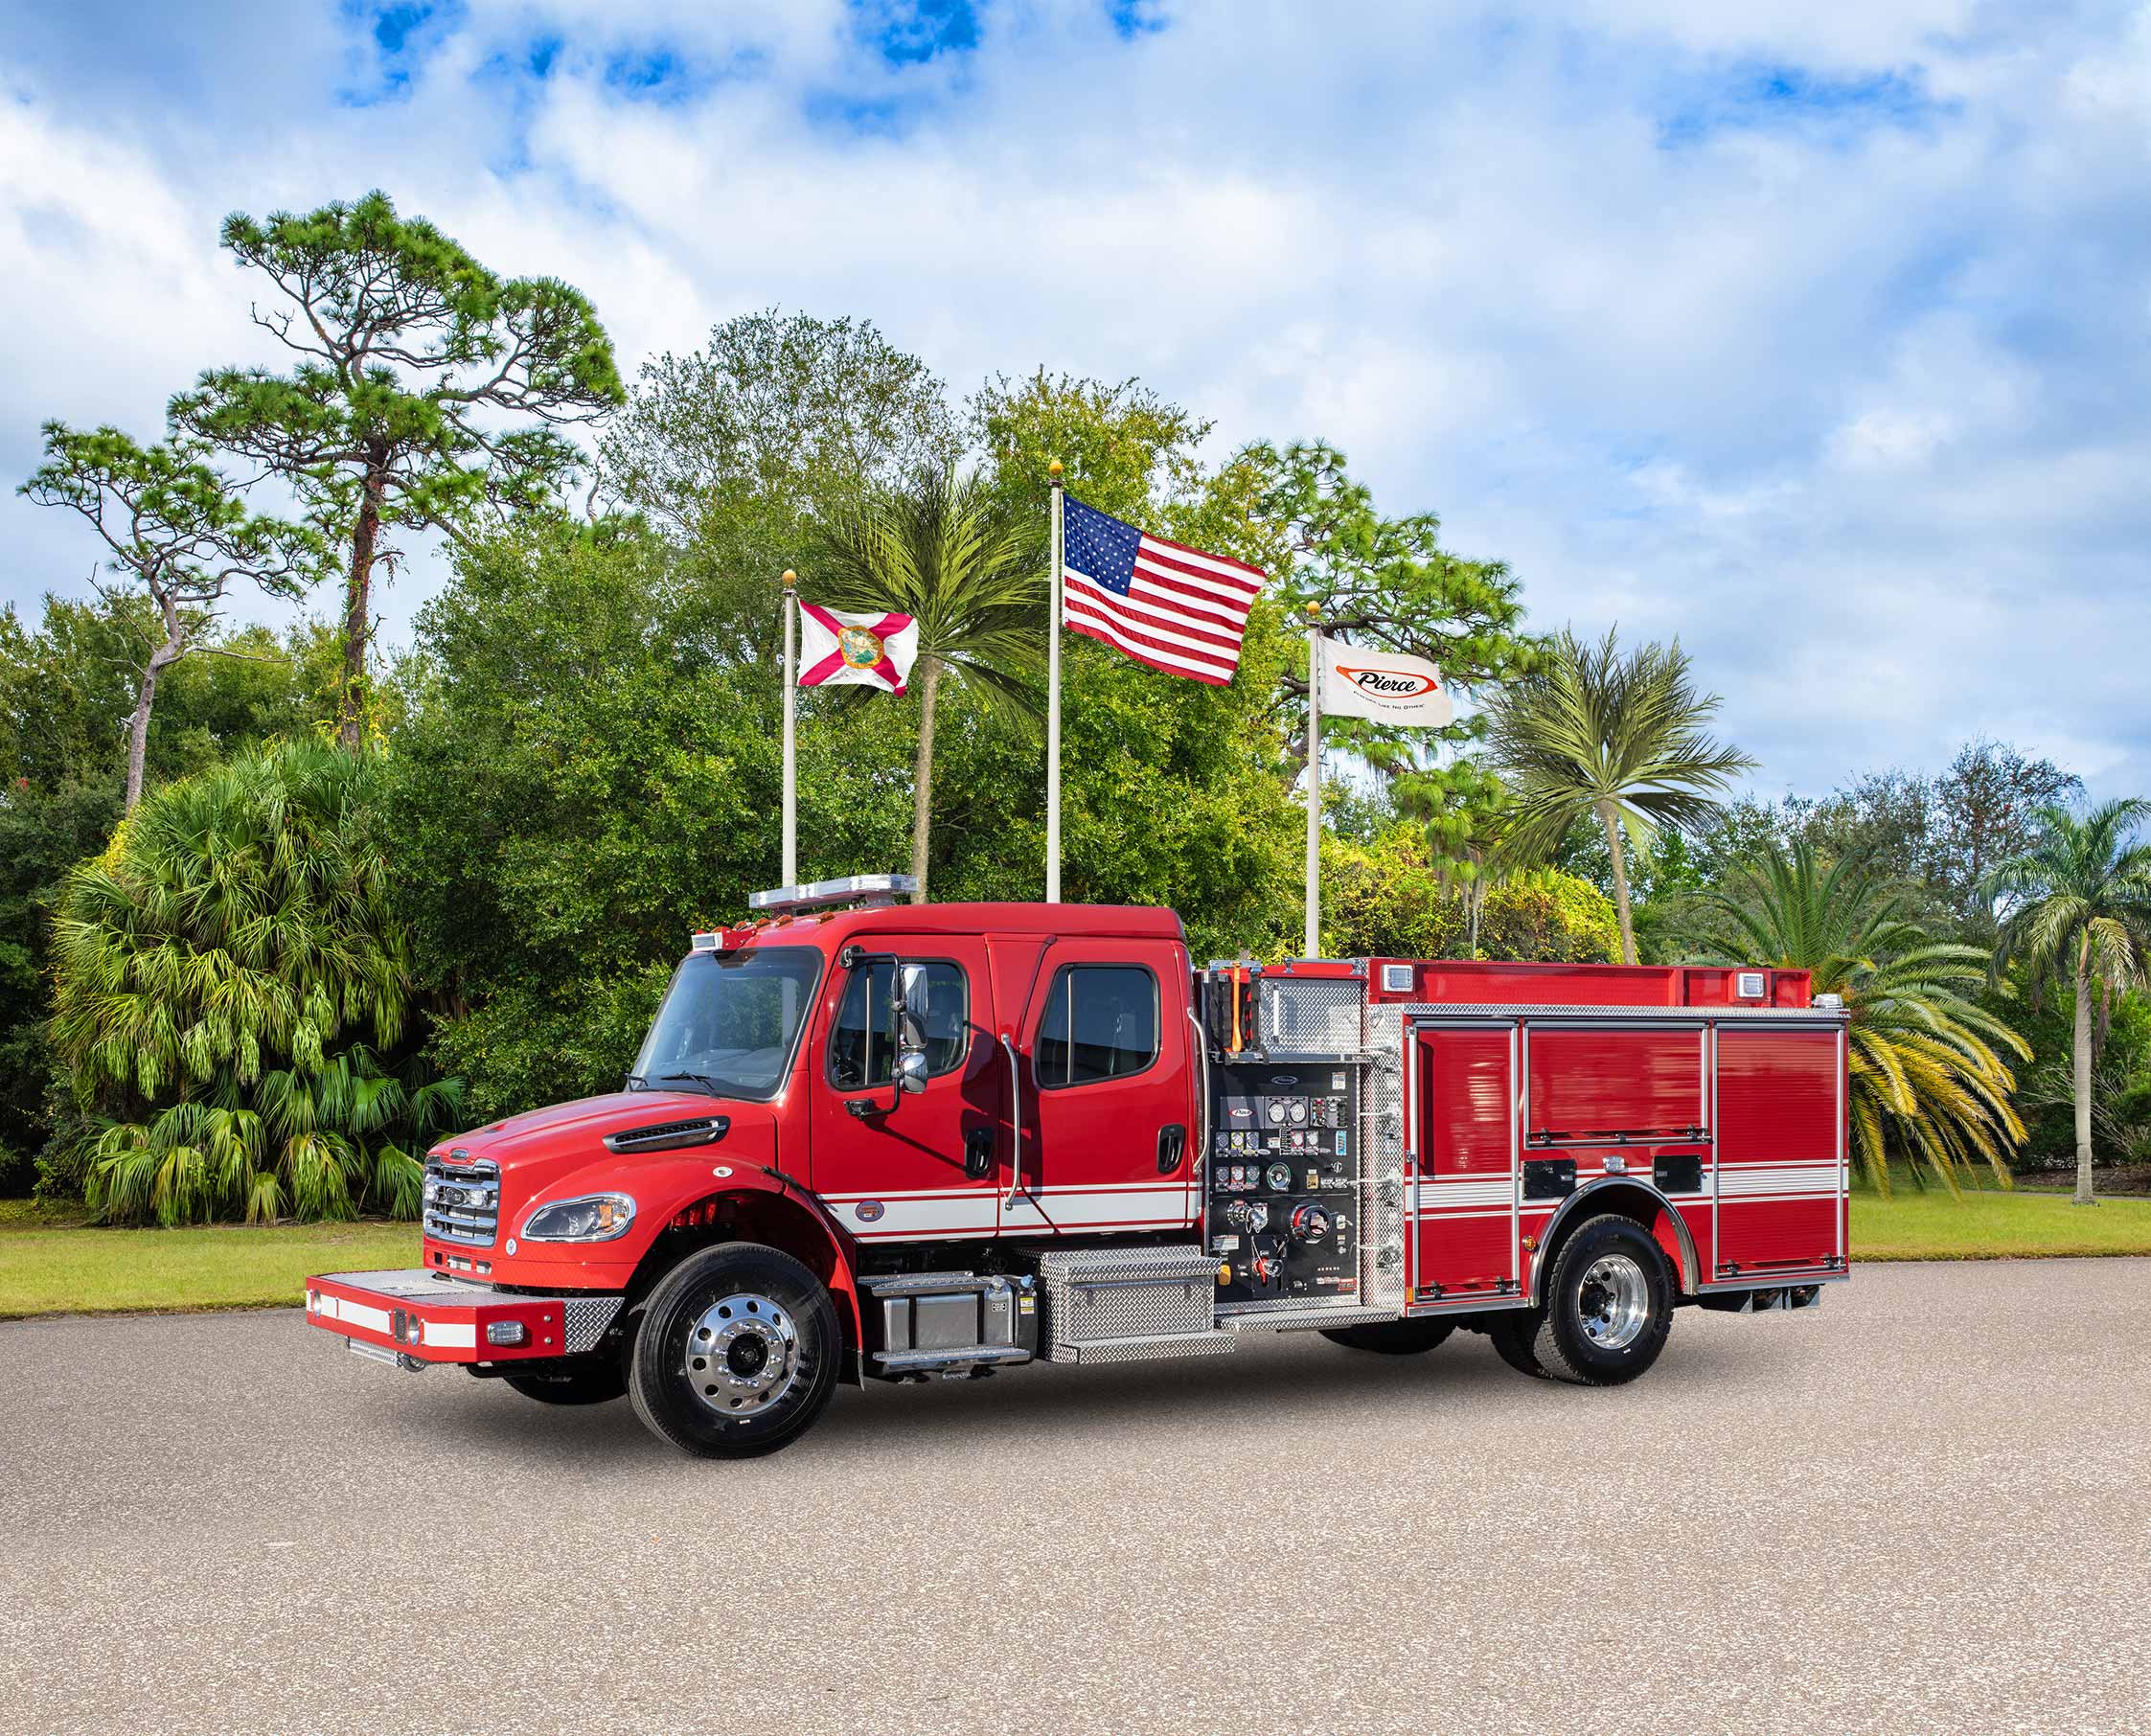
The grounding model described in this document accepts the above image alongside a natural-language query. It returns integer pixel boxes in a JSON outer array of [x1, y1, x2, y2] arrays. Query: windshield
[[631, 947, 823, 1102]]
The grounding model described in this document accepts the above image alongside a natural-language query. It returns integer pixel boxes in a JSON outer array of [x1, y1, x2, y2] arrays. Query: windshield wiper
[[657, 1071, 727, 1098]]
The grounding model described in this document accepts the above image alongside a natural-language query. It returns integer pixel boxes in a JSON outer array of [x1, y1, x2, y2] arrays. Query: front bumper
[[305, 1268, 626, 1366]]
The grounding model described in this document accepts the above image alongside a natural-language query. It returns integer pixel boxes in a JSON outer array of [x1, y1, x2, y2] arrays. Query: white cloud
[[1, 0, 2147, 805]]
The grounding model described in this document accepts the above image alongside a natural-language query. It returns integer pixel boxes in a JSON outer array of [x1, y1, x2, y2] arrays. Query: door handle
[[964, 1128, 994, 1180], [1157, 1124, 1186, 1175]]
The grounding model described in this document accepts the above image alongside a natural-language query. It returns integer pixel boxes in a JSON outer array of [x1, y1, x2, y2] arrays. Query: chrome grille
[[423, 1156, 499, 1246]]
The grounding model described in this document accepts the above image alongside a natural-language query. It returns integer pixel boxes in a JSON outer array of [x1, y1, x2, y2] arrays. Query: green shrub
[[1318, 829, 1618, 963], [48, 741, 461, 1223]]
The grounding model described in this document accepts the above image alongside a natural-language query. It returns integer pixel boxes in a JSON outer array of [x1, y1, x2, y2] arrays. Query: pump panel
[[1206, 1062, 1362, 1308]]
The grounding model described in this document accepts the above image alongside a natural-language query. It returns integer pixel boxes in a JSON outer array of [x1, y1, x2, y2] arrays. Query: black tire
[[1320, 1318, 1455, 1355], [629, 1242, 840, 1459], [1528, 1214, 1674, 1385], [503, 1360, 628, 1405], [1487, 1308, 1550, 1378]]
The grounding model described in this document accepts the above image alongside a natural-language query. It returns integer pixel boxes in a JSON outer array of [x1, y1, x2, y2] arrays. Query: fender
[[507, 1154, 863, 1349], [1527, 1176, 1701, 1304]]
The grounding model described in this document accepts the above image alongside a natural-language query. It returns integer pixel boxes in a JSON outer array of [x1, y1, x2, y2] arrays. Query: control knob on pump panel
[[1290, 1202, 1333, 1244]]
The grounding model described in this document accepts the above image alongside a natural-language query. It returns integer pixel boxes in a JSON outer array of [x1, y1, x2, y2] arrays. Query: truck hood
[[430, 1089, 782, 1254], [437, 1088, 733, 1165]]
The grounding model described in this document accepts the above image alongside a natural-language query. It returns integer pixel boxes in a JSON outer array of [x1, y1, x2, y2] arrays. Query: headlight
[[520, 1194, 636, 1242]]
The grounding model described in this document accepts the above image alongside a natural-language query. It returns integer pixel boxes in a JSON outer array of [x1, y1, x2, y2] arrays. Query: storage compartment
[[1033, 1246, 1233, 1363], [860, 1271, 1038, 1378]]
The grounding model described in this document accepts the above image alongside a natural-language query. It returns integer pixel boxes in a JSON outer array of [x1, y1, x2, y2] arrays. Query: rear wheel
[[1487, 1309, 1549, 1378], [503, 1360, 627, 1405], [1528, 1214, 1674, 1385], [1320, 1318, 1454, 1356], [629, 1242, 839, 1459]]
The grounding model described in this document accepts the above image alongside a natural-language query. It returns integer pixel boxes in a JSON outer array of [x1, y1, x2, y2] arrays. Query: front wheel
[[1528, 1214, 1674, 1385], [629, 1242, 840, 1458]]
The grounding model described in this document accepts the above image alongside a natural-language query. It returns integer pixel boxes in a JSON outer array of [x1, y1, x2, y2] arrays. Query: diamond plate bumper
[[304, 1268, 625, 1365]]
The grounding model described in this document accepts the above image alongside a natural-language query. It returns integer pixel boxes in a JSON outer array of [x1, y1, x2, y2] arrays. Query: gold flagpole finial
[[782, 569, 796, 589], [1047, 458, 1063, 481], [1306, 602, 1321, 622]]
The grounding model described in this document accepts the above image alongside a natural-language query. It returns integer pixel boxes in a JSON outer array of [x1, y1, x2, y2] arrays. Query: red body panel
[[1411, 1027, 1518, 1297], [1714, 1027, 1845, 1275]]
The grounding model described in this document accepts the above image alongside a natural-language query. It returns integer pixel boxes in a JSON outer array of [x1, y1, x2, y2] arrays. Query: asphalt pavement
[[3, 1259, 2147, 1735]]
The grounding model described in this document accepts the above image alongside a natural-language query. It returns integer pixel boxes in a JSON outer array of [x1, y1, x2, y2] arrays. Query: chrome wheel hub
[[682, 1292, 799, 1417], [1575, 1253, 1649, 1351]]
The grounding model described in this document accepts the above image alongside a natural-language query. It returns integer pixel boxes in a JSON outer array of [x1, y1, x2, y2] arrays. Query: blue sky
[[3, 0, 2148, 801]]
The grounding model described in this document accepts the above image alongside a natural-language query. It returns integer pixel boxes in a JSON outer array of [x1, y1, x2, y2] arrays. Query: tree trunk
[[2072, 953, 2096, 1206], [339, 469, 385, 752], [908, 657, 942, 904], [1597, 797, 1638, 966], [124, 633, 185, 813]]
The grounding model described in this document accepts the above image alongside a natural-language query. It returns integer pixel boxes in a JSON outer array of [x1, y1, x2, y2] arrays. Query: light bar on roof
[[747, 873, 918, 915]]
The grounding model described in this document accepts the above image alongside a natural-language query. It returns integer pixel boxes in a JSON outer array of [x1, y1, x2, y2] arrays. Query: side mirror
[[894, 1048, 929, 1096], [893, 962, 932, 1095]]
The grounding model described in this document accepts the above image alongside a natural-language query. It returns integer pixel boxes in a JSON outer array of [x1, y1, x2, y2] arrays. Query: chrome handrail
[[999, 1032, 1024, 1209], [1184, 1008, 1209, 1177]]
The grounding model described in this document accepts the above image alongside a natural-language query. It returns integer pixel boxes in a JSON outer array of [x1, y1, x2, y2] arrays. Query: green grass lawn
[[1851, 1183, 2151, 1261], [4, 1183, 2150, 1319], [0, 1201, 417, 1318]]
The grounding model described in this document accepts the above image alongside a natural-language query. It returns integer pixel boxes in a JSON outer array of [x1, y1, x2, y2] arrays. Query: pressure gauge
[[1267, 1101, 1288, 1124], [1265, 1161, 1292, 1192], [1288, 1100, 1309, 1125]]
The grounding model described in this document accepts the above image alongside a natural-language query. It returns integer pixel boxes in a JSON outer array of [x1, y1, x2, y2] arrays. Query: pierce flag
[[797, 605, 919, 695], [1316, 636, 1454, 728]]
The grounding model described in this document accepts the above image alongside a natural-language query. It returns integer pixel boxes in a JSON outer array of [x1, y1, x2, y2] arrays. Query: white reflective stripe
[[1720, 1165, 1841, 1196], [328, 1296, 392, 1334], [841, 1195, 1002, 1237], [1003, 1187, 1187, 1229], [1415, 1180, 1516, 1208], [819, 1180, 1175, 1204], [423, 1321, 476, 1349]]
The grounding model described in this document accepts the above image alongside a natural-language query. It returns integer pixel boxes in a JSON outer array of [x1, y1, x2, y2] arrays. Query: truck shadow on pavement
[[410, 1326, 1744, 1466]]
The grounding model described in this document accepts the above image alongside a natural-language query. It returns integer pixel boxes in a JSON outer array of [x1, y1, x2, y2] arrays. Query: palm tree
[[49, 741, 463, 1223], [1984, 800, 2151, 1205], [1485, 627, 1754, 964], [1683, 839, 2027, 1195], [812, 468, 1043, 901]]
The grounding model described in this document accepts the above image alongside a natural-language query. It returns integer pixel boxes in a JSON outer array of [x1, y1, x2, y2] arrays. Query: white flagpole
[[1045, 459, 1064, 903], [781, 569, 798, 888], [1304, 603, 1322, 957]]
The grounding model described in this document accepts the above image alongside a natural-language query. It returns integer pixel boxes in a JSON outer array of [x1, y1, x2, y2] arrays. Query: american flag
[[1061, 493, 1265, 685]]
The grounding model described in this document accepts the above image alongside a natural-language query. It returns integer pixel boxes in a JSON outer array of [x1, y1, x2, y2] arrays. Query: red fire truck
[[305, 874, 1847, 1457]]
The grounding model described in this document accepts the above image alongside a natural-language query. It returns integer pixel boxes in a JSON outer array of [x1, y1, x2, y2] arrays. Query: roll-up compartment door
[[1411, 1025, 1518, 1299], [1713, 1027, 1844, 1276], [1524, 1026, 1705, 1146]]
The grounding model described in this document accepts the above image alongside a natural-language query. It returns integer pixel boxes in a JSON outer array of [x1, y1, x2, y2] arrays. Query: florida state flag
[[796, 605, 920, 695]]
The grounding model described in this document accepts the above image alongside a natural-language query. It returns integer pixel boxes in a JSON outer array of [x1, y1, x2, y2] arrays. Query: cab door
[[1005, 938, 1197, 1236], [807, 936, 1002, 1246]]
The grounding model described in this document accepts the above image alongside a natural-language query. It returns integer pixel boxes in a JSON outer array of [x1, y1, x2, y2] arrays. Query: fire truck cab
[[306, 874, 1848, 1458]]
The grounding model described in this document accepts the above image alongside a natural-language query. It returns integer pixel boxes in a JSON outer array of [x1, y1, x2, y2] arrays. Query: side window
[[827, 960, 969, 1089], [1036, 965, 1158, 1088]]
